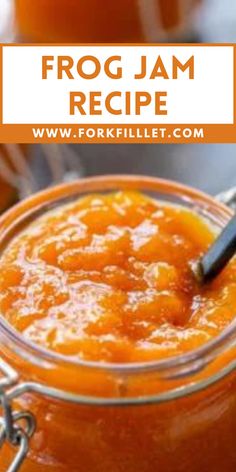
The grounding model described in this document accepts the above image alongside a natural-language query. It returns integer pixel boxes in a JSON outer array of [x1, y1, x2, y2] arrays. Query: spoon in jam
[[193, 213, 236, 284]]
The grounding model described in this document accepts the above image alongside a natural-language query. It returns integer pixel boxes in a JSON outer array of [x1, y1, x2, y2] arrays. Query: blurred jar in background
[[15, 0, 203, 43], [0, 178, 13, 211], [0, 144, 84, 213], [0, 146, 16, 211], [0, 144, 34, 212]]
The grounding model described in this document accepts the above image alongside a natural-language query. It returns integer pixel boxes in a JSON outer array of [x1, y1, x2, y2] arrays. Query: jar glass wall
[[0, 176, 236, 472], [14, 0, 203, 43]]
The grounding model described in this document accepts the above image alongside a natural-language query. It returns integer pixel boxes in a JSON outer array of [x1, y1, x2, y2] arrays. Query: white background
[[2, 45, 234, 125]]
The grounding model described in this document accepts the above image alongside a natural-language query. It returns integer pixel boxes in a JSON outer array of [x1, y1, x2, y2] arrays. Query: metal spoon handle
[[199, 214, 236, 283]]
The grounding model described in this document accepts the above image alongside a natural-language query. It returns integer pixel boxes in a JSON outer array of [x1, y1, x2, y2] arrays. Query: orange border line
[[0, 42, 235, 47], [0, 46, 2, 126], [0, 44, 235, 142], [234, 45, 236, 125]]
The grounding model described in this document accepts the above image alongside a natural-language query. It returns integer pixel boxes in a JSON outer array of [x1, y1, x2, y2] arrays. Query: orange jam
[[0, 190, 235, 364], [15, 0, 202, 43], [1, 185, 236, 472]]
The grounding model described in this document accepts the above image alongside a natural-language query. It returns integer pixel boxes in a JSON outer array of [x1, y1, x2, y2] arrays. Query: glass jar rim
[[0, 174, 235, 381]]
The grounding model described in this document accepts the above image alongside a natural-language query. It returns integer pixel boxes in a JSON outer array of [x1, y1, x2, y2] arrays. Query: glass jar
[[14, 0, 203, 43], [0, 175, 236, 472]]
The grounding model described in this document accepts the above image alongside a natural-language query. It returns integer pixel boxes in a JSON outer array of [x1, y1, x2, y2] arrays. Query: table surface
[[1, 0, 236, 196]]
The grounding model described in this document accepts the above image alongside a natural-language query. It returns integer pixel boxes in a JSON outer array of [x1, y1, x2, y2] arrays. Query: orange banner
[[0, 43, 235, 143], [0, 124, 236, 144]]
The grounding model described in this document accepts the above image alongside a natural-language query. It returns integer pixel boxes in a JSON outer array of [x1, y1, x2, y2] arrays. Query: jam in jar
[[15, 0, 202, 43], [0, 176, 235, 472]]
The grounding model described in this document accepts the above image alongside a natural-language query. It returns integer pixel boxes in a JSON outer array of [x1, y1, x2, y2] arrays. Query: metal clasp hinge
[[0, 359, 36, 472]]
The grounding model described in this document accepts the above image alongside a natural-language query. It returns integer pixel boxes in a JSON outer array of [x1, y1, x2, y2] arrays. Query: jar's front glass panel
[[14, 0, 202, 43], [1, 370, 236, 472]]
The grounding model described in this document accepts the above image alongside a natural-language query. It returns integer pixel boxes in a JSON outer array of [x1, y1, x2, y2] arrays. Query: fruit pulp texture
[[0, 190, 235, 364], [15, 0, 201, 42]]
